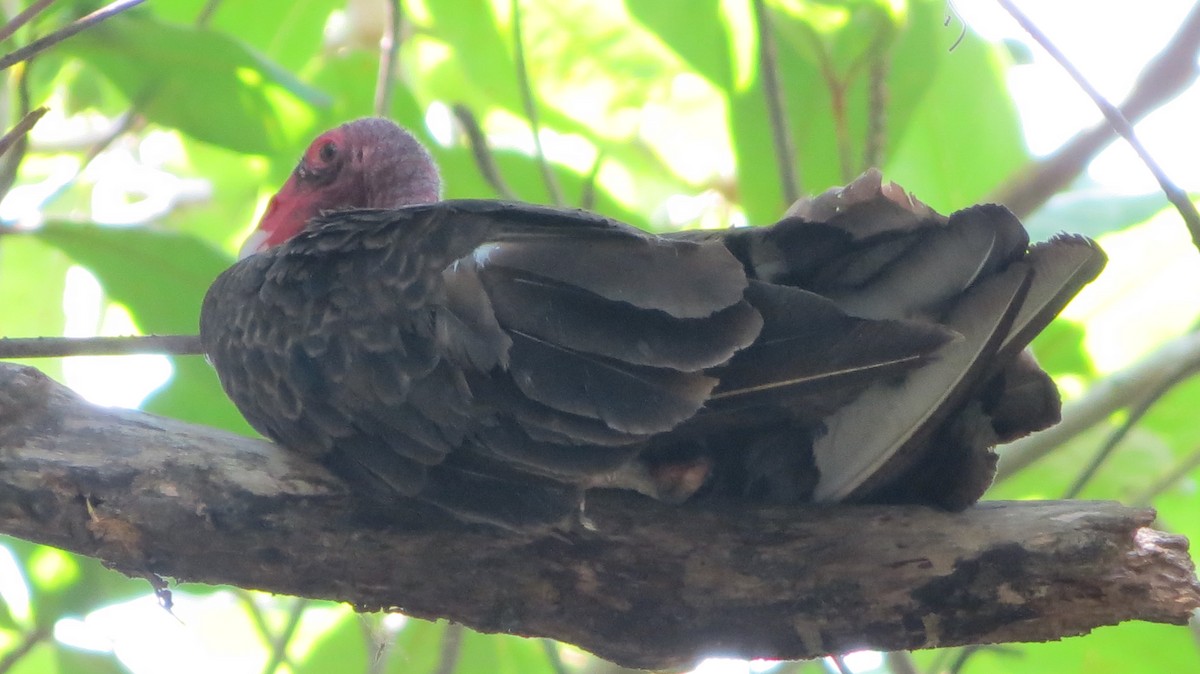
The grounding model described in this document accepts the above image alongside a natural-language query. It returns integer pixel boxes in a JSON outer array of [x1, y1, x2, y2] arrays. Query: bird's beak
[[239, 179, 310, 259], [238, 229, 272, 259]]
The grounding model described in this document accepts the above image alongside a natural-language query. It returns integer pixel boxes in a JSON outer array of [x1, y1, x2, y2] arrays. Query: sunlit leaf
[[62, 13, 330, 154], [1064, 212, 1200, 373], [883, 18, 1027, 210], [293, 605, 369, 674], [388, 618, 448, 673], [1031, 319, 1095, 381], [1025, 190, 1169, 242], [955, 622, 1200, 674], [30, 224, 250, 431], [455, 626, 555, 674], [0, 236, 70, 381], [627, 0, 734, 89], [54, 647, 129, 674], [4, 637, 57, 674], [4, 539, 146, 630]]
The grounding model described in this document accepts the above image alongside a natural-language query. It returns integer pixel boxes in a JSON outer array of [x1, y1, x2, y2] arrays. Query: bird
[[200, 117, 1106, 530]]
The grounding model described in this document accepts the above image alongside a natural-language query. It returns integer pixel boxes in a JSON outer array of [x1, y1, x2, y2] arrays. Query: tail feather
[[812, 262, 1034, 502]]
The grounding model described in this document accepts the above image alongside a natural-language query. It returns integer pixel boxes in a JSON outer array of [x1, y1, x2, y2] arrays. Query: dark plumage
[[200, 118, 1105, 529]]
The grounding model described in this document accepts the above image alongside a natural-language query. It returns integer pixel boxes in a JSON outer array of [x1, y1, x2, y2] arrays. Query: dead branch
[[0, 362, 1196, 670]]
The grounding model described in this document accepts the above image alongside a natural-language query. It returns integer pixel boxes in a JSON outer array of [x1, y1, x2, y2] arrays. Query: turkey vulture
[[200, 118, 1105, 529]]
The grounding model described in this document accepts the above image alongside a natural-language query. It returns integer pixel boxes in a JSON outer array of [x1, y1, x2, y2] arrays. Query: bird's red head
[[241, 118, 442, 257]]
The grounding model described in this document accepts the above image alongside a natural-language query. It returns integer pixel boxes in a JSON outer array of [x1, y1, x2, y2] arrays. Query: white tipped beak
[[238, 229, 272, 260]]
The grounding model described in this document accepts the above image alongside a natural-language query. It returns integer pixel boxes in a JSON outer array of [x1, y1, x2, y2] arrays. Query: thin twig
[[579, 150, 604, 211], [362, 613, 399, 674], [451, 104, 518, 200], [864, 40, 890, 169], [751, 0, 800, 203], [195, 0, 222, 27], [510, 0, 563, 206], [947, 643, 1019, 673], [540, 640, 569, 674], [1133, 444, 1200, 505], [260, 598, 308, 674], [0, 105, 46, 159], [0, 0, 58, 44], [433, 623, 464, 674], [233, 589, 276, 647], [1064, 364, 1200, 499], [947, 645, 980, 674], [828, 653, 853, 674], [86, 106, 146, 165], [373, 0, 402, 117], [30, 94, 147, 216], [800, 24, 854, 182], [884, 651, 921, 674], [0, 335, 204, 358], [992, 2, 1200, 218], [997, 0, 1200, 251], [0, 627, 49, 674], [0, 71, 41, 199], [0, 0, 147, 72]]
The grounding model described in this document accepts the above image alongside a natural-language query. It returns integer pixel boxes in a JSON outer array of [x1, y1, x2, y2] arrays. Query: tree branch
[[995, 0, 1200, 250], [452, 104, 519, 200], [990, 1, 1200, 219], [997, 329, 1200, 481], [0, 334, 203, 358], [752, 0, 801, 203], [0, 106, 47, 160], [0, 0, 147, 72], [0, 0, 58, 44], [1, 362, 1197, 670], [510, 0, 563, 206], [373, 0, 402, 118]]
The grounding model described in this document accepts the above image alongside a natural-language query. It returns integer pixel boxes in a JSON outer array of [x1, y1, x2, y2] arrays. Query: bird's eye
[[318, 141, 337, 163]]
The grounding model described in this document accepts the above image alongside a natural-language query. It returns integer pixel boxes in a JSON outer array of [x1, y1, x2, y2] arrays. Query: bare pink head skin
[[241, 118, 442, 258]]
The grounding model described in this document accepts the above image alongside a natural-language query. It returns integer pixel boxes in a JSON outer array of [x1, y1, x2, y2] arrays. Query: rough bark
[[0, 362, 1197, 670]]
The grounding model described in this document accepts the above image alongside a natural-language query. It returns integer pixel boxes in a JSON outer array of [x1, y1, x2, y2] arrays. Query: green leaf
[[1031, 319, 1095, 381], [1025, 190, 1169, 242], [417, 0, 694, 216], [455, 626, 554, 674], [4, 637, 56, 674], [31, 224, 227, 335], [883, 16, 1027, 210], [0, 235, 70, 381], [62, 13, 330, 154], [294, 607, 369, 674], [30, 225, 250, 431], [388, 618, 445, 673], [421, 0, 522, 116], [1138, 377, 1200, 468], [626, 0, 734, 89], [958, 622, 1200, 674], [4, 539, 146, 631], [386, 620, 556, 674], [200, 0, 342, 72]]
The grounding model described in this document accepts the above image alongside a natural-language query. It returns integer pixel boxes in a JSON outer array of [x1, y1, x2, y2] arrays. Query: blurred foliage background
[[0, 0, 1198, 672]]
